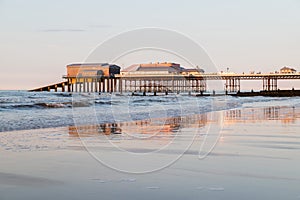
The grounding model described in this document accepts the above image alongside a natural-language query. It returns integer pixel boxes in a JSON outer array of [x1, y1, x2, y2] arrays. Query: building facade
[[63, 63, 121, 93], [66, 63, 120, 78], [280, 67, 297, 74]]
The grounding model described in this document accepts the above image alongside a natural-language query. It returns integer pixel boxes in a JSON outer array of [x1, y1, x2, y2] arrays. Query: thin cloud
[[89, 24, 112, 29], [41, 29, 86, 32], [40, 25, 112, 32]]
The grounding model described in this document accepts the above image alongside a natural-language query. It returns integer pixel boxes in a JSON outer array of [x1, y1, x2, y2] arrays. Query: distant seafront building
[[280, 66, 297, 74], [119, 62, 207, 94]]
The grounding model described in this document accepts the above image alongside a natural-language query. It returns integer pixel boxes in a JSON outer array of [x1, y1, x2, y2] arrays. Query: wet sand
[[1, 106, 300, 200]]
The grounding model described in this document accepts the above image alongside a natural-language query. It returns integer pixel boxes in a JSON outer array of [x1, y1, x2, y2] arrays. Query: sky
[[0, 0, 300, 90]]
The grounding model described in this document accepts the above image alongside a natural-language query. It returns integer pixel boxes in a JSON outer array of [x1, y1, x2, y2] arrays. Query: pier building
[[280, 67, 297, 74], [63, 63, 121, 93]]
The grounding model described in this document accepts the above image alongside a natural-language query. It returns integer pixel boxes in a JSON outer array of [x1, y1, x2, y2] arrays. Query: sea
[[1, 90, 300, 133]]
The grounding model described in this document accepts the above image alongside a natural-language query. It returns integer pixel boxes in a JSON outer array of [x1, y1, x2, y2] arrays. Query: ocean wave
[[130, 98, 168, 103], [53, 93, 72, 97], [35, 103, 67, 108], [72, 101, 93, 107], [94, 100, 124, 105], [0, 102, 71, 109], [28, 95, 45, 99]]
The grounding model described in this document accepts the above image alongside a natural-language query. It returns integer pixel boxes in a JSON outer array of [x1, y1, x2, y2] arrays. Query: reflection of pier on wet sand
[[225, 106, 299, 124], [0, 106, 298, 152], [68, 114, 208, 138], [68, 106, 300, 139]]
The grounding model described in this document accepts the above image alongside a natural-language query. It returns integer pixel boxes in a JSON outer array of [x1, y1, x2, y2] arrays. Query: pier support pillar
[[225, 78, 240, 93], [263, 77, 277, 91], [102, 79, 105, 93]]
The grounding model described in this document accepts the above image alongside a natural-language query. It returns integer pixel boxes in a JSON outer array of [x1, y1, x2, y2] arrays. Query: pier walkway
[[29, 81, 69, 92]]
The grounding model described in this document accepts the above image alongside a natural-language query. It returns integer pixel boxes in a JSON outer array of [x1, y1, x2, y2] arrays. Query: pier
[[31, 73, 300, 96], [29, 63, 300, 96]]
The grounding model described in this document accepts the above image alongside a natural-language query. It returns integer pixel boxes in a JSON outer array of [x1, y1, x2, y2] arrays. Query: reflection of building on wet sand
[[225, 106, 299, 124], [68, 107, 299, 137], [68, 124, 121, 137], [68, 114, 208, 137]]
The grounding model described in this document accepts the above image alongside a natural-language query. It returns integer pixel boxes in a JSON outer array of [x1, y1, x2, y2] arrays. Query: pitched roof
[[280, 66, 296, 71], [67, 63, 110, 68], [121, 64, 140, 72], [122, 62, 182, 73]]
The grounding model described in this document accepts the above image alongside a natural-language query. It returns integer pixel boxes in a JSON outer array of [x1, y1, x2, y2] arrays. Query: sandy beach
[[1, 105, 300, 200]]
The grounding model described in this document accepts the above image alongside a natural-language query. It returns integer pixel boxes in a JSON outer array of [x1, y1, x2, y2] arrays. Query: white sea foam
[[146, 186, 160, 189], [208, 187, 225, 191]]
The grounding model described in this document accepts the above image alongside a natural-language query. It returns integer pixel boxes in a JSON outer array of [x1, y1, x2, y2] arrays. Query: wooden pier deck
[[29, 81, 69, 92]]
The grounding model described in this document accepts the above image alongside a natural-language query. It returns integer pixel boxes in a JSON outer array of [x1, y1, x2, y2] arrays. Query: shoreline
[[1, 104, 300, 151]]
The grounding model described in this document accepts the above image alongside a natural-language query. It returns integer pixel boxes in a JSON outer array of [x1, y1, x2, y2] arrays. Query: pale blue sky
[[0, 0, 300, 89]]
